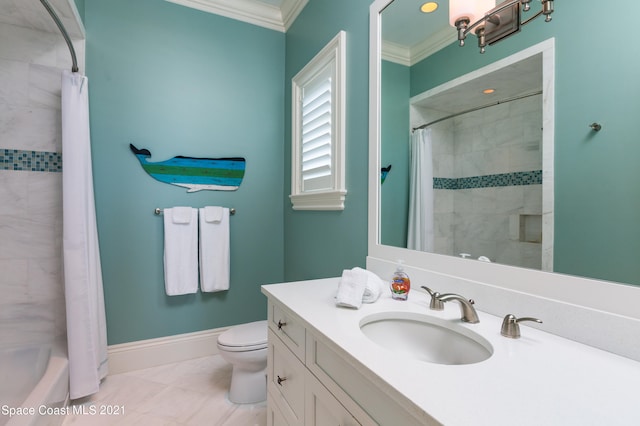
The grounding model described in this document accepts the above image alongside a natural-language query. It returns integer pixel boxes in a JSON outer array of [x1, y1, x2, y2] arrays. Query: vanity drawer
[[269, 301, 306, 360], [268, 328, 306, 425]]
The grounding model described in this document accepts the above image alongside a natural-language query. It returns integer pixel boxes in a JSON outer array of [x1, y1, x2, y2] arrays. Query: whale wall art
[[130, 144, 246, 192]]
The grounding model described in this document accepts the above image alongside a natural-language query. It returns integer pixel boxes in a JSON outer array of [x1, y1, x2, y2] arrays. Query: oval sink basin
[[360, 312, 493, 365]]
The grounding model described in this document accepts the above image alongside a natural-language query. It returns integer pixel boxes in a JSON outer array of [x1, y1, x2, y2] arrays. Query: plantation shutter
[[301, 67, 333, 192]]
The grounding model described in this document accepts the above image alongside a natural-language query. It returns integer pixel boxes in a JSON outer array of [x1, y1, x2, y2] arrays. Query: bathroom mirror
[[369, 0, 640, 292], [383, 41, 553, 272]]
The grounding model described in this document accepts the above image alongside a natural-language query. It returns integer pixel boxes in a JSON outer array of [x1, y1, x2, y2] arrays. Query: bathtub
[[0, 342, 68, 426]]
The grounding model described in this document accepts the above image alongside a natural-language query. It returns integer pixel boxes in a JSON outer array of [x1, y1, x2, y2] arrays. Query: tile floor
[[62, 355, 267, 426]]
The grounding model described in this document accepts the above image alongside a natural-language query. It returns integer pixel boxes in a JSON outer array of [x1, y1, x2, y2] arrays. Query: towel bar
[[154, 207, 236, 215]]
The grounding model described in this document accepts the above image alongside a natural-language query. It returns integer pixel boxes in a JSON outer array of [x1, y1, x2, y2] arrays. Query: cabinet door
[[305, 371, 361, 426], [268, 329, 306, 425], [268, 390, 292, 426]]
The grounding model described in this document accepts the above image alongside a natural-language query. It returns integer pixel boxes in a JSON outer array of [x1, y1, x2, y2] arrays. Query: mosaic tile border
[[1, 149, 62, 173], [434, 170, 542, 190]]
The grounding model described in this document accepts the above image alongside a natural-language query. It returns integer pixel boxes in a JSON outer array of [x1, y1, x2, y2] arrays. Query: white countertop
[[262, 277, 640, 426]]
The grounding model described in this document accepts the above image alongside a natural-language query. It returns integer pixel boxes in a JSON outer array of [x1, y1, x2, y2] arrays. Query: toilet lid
[[218, 320, 268, 348]]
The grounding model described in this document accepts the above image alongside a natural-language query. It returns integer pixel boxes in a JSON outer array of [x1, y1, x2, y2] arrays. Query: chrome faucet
[[420, 286, 444, 311], [437, 293, 480, 323], [500, 314, 542, 338]]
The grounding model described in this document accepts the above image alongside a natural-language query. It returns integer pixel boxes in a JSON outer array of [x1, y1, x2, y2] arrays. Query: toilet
[[217, 320, 268, 404]]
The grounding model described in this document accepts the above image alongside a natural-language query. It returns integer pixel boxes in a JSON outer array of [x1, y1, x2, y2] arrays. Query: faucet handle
[[501, 314, 542, 339], [420, 286, 444, 311]]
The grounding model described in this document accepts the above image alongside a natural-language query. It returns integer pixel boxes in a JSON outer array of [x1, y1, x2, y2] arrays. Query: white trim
[[289, 190, 347, 211], [107, 327, 229, 374], [381, 40, 411, 67], [280, 0, 308, 31], [291, 31, 347, 211], [382, 27, 456, 66], [164, 0, 307, 32], [370, 0, 640, 353], [409, 27, 456, 65]]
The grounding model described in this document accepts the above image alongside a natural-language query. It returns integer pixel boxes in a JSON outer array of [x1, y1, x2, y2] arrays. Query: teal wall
[[85, 0, 285, 344], [380, 60, 410, 248], [395, 1, 640, 285], [283, 0, 371, 281], [83, 0, 640, 345]]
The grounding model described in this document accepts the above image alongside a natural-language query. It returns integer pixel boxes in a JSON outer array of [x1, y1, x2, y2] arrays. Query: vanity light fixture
[[420, 2, 439, 13], [450, 0, 554, 53]]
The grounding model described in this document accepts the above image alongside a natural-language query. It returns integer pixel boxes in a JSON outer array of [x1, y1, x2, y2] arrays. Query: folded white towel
[[359, 268, 384, 303], [335, 269, 366, 309], [171, 206, 193, 224], [204, 206, 224, 223], [163, 207, 198, 295], [199, 207, 230, 292]]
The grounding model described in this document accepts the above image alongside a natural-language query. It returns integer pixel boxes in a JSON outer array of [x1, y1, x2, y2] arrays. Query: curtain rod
[[39, 0, 79, 73], [412, 90, 543, 132]]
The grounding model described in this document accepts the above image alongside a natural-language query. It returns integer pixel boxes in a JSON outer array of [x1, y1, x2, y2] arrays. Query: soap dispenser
[[390, 260, 410, 300]]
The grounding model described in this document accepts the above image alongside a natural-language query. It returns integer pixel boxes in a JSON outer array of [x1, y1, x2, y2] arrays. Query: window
[[290, 31, 346, 210]]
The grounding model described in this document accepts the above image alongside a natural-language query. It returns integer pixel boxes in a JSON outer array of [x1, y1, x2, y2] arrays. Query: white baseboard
[[107, 327, 230, 375]]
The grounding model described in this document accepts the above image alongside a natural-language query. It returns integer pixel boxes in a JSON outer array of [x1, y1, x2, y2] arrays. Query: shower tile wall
[[0, 21, 84, 347], [432, 95, 543, 269]]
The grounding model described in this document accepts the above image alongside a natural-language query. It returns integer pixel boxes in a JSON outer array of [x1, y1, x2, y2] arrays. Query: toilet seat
[[217, 320, 267, 352]]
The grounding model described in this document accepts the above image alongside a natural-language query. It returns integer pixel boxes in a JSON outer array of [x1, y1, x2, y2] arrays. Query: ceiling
[[412, 53, 542, 123], [381, 0, 460, 66]]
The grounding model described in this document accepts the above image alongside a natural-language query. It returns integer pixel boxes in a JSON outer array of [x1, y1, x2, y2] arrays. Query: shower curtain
[[61, 70, 108, 399], [407, 128, 435, 252]]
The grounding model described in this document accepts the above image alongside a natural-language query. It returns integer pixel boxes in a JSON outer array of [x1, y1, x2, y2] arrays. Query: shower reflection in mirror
[[381, 44, 554, 272]]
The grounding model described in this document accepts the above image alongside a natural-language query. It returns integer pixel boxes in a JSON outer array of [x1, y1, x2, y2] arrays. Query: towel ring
[[154, 208, 236, 215]]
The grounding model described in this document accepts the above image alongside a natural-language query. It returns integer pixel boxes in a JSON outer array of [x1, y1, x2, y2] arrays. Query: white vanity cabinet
[[264, 278, 640, 426], [266, 299, 377, 426]]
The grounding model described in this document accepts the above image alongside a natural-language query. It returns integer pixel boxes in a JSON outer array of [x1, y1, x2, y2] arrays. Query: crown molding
[[410, 27, 456, 65], [382, 27, 456, 67], [279, 0, 308, 31], [165, 0, 307, 32], [381, 40, 412, 67]]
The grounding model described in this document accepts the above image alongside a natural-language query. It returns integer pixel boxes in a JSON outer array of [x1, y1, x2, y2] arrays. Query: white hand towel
[[358, 267, 384, 303], [335, 269, 366, 309], [172, 206, 193, 224], [204, 206, 224, 223], [163, 207, 198, 296], [199, 207, 230, 292]]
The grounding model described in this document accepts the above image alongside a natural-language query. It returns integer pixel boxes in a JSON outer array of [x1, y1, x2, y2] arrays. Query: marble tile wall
[[432, 95, 543, 269], [0, 20, 83, 348]]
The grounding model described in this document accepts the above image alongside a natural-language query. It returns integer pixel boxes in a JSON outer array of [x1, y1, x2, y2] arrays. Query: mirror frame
[[367, 0, 640, 320]]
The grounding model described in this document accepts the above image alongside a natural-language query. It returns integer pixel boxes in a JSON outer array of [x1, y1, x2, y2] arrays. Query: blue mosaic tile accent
[[434, 170, 542, 190], [1, 149, 62, 173], [434, 177, 458, 190]]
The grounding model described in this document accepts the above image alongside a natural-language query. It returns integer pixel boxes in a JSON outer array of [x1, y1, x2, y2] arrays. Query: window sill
[[289, 190, 347, 211]]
